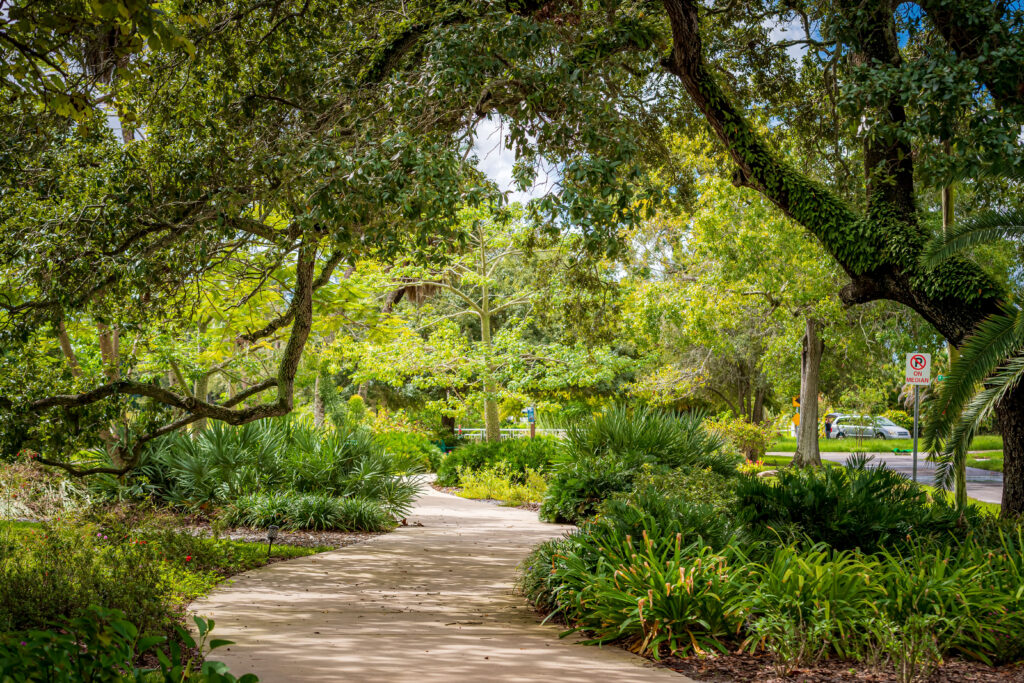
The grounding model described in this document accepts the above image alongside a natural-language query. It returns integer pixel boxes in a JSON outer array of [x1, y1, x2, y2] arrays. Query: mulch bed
[[657, 653, 1024, 682], [429, 482, 541, 511]]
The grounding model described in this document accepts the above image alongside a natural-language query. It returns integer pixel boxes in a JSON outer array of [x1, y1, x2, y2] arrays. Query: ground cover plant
[[520, 430, 1024, 680], [0, 606, 254, 682], [456, 462, 548, 507], [0, 512, 323, 679]]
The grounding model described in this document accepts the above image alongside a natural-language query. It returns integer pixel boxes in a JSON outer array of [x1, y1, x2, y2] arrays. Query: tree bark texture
[[55, 318, 82, 378], [793, 319, 824, 468], [997, 388, 1024, 517], [480, 304, 501, 442], [192, 374, 209, 434]]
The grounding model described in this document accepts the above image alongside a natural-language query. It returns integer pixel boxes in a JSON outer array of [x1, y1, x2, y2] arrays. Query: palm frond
[[945, 158, 1024, 186], [924, 304, 1024, 454], [922, 208, 1024, 267]]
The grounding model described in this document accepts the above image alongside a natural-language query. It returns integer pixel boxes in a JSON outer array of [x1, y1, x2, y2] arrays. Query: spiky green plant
[[920, 160, 1024, 509]]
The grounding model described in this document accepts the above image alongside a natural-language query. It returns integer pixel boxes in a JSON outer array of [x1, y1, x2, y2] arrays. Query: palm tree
[[921, 165, 1024, 509]]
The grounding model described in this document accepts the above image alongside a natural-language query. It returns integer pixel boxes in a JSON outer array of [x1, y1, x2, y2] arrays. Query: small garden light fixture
[[266, 525, 279, 559]]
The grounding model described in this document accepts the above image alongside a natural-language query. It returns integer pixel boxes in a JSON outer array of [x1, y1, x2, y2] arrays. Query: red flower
[[185, 556, 192, 562]]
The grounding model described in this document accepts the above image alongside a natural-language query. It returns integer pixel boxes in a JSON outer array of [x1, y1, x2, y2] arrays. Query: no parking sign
[[905, 353, 931, 385]]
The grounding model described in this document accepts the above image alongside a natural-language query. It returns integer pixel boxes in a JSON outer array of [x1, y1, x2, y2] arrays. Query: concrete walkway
[[768, 451, 1004, 504], [191, 485, 690, 682]]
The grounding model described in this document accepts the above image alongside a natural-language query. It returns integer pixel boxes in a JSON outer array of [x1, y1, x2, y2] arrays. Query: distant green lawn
[[966, 451, 1004, 472], [770, 435, 1003, 453]]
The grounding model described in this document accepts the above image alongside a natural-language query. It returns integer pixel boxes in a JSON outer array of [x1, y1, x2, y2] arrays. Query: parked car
[[830, 415, 912, 440]]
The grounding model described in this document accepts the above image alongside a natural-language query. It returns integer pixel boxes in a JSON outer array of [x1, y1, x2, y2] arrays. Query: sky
[[472, 115, 555, 204]]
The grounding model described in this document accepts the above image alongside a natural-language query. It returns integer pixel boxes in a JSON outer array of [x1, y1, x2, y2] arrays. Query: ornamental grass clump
[[226, 492, 395, 532]]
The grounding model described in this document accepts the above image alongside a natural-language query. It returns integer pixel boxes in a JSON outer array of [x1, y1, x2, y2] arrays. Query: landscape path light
[[267, 525, 279, 560]]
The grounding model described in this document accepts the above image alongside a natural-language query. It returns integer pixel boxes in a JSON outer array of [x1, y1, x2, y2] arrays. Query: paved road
[[191, 485, 692, 682], [768, 451, 1004, 505]]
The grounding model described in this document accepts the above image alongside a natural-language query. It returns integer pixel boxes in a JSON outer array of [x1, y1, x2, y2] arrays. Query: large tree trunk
[[96, 323, 120, 382], [441, 413, 455, 436], [55, 318, 83, 377], [793, 319, 824, 468], [191, 374, 209, 434], [996, 385, 1024, 517], [482, 377, 501, 442], [752, 385, 766, 424]]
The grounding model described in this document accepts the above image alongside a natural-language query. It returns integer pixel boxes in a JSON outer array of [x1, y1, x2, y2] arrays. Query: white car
[[830, 415, 912, 440]]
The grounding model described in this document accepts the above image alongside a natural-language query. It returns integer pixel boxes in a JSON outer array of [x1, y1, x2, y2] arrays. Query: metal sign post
[[904, 353, 932, 483], [912, 385, 920, 482]]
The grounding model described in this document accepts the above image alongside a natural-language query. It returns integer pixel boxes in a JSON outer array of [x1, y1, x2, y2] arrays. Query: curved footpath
[[191, 484, 692, 682]]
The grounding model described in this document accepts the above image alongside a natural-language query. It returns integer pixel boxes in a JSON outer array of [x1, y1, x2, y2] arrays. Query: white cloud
[[472, 115, 556, 205], [767, 16, 809, 63]]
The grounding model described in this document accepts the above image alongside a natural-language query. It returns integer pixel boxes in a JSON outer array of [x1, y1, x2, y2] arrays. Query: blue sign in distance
[[526, 406, 536, 423]]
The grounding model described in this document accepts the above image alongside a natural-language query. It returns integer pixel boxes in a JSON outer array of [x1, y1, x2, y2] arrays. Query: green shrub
[[539, 406, 737, 523], [874, 534, 1024, 663], [538, 455, 633, 523], [347, 395, 368, 424], [734, 456, 979, 552], [635, 466, 739, 511], [372, 430, 440, 473], [436, 437, 559, 487], [882, 409, 914, 431], [94, 419, 420, 521], [226, 492, 395, 531], [520, 455, 1024, 671], [705, 415, 773, 462], [560, 405, 733, 474], [0, 606, 256, 682], [520, 521, 744, 658], [740, 544, 886, 664], [597, 487, 737, 552]]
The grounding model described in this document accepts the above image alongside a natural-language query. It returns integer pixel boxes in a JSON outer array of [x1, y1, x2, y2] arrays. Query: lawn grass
[[761, 455, 839, 468], [966, 451, 1004, 472], [919, 484, 1002, 516], [0, 519, 41, 534], [769, 434, 1003, 453]]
